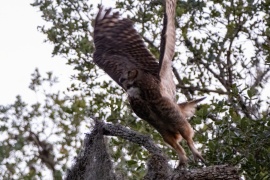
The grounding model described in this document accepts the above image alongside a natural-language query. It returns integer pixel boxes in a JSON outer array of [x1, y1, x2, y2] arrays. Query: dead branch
[[66, 119, 241, 180]]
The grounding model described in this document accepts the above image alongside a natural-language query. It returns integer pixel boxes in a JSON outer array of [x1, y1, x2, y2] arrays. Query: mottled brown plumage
[[93, 0, 205, 166]]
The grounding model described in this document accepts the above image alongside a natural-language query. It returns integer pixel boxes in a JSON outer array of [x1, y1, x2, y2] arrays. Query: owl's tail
[[177, 97, 206, 120]]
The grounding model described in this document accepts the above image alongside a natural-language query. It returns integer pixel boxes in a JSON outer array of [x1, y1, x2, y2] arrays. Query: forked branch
[[66, 118, 241, 180]]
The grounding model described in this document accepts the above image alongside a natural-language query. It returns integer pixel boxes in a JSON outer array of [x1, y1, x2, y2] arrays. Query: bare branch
[[199, 60, 228, 87], [176, 84, 228, 95], [66, 119, 240, 180], [142, 35, 159, 53], [98, 119, 164, 155], [251, 66, 270, 90], [226, 21, 243, 88], [176, 21, 227, 88], [173, 67, 192, 100], [172, 164, 240, 180]]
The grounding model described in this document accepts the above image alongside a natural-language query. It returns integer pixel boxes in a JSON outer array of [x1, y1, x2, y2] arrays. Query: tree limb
[[172, 67, 192, 100], [97, 118, 164, 155], [251, 66, 270, 90], [172, 164, 240, 180], [66, 118, 241, 180], [176, 84, 228, 95]]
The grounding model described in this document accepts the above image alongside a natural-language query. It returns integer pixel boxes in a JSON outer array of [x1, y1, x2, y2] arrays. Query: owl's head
[[119, 69, 139, 90]]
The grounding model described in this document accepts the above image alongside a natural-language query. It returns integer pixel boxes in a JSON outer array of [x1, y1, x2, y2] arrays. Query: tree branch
[[251, 66, 270, 90], [66, 118, 240, 179], [176, 84, 228, 95], [142, 35, 159, 53], [172, 164, 240, 180], [173, 67, 192, 100], [97, 118, 164, 155], [177, 21, 228, 88]]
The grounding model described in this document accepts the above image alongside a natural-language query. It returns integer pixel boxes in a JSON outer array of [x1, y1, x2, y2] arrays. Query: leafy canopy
[[1, 0, 270, 179]]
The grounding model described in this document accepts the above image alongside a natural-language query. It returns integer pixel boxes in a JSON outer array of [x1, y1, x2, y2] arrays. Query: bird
[[93, 0, 205, 166]]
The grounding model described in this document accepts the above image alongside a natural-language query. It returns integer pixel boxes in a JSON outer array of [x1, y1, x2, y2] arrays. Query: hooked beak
[[119, 77, 126, 84]]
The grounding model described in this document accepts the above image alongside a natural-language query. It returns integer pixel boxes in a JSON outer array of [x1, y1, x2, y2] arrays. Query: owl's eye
[[128, 70, 138, 79]]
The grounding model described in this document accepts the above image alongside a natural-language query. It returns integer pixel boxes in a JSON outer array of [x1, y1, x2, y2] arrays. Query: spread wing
[[158, 0, 177, 100], [93, 7, 159, 89]]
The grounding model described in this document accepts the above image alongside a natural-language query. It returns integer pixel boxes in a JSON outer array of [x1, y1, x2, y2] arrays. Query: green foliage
[[0, 70, 89, 179], [1, 0, 270, 179]]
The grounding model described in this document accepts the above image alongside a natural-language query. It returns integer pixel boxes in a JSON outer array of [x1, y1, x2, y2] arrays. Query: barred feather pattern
[[94, 8, 159, 89], [159, 0, 177, 101], [93, 0, 205, 167]]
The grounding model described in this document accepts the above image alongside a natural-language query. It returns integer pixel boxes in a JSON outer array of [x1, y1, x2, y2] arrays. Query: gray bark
[[65, 119, 240, 180]]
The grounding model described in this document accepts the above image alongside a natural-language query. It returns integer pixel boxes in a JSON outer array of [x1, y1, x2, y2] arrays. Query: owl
[[93, 0, 205, 166]]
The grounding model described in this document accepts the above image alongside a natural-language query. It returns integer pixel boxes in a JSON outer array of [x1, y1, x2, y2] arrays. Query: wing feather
[[158, 0, 177, 100], [93, 7, 159, 89]]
